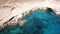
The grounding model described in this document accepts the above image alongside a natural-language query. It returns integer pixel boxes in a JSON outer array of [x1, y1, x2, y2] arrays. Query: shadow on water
[[0, 7, 60, 34]]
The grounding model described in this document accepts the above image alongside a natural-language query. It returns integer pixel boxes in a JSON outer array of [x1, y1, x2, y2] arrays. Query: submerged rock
[[0, 7, 60, 34]]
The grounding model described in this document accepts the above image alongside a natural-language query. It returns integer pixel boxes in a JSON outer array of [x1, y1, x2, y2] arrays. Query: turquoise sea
[[0, 8, 60, 34]]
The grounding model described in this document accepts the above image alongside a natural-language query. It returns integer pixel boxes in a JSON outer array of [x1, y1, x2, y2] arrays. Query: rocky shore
[[0, 0, 60, 30]]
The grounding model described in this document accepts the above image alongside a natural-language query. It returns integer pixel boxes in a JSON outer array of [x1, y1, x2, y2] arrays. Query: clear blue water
[[0, 8, 60, 34]]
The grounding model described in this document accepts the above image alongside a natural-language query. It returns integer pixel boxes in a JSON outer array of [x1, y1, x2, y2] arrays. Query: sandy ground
[[0, 0, 60, 27]]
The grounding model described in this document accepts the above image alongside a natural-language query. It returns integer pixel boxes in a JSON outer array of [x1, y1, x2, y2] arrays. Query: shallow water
[[0, 8, 60, 34]]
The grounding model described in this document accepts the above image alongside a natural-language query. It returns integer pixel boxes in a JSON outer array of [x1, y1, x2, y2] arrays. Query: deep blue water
[[0, 8, 60, 34]]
